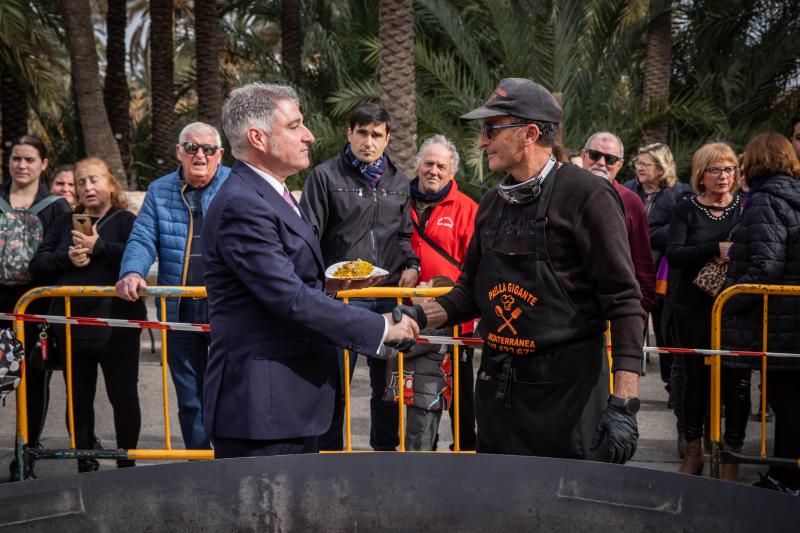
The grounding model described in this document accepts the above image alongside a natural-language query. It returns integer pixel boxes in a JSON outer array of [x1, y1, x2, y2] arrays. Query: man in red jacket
[[410, 134, 479, 449], [581, 132, 656, 316]]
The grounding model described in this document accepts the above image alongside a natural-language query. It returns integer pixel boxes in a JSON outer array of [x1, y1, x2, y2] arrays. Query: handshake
[[382, 305, 428, 351]]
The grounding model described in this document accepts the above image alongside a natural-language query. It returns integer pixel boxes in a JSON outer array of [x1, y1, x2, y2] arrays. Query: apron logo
[[486, 282, 538, 355], [494, 305, 521, 334]]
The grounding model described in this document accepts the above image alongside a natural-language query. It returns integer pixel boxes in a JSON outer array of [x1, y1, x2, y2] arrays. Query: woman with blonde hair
[[666, 142, 749, 478], [625, 143, 692, 450], [30, 157, 146, 473], [724, 133, 800, 494]]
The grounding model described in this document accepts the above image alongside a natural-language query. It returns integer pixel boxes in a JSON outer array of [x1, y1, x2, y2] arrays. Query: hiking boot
[[8, 457, 36, 482], [720, 444, 742, 482], [677, 432, 687, 460], [77, 458, 100, 473], [678, 438, 704, 475], [753, 473, 800, 496]]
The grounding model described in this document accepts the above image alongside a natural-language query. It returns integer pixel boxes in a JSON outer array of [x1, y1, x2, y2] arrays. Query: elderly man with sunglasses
[[582, 132, 656, 316], [116, 122, 230, 450], [397, 79, 646, 463]]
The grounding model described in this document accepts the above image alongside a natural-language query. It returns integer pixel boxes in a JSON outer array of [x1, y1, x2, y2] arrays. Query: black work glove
[[589, 397, 639, 464], [394, 304, 427, 330]]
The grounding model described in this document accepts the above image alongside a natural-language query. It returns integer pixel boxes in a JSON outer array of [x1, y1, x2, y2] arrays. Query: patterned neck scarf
[[344, 143, 386, 189], [410, 176, 452, 204]]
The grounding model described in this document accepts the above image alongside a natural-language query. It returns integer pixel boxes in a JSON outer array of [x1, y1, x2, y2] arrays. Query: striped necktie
[[282, 186, 301, 217]]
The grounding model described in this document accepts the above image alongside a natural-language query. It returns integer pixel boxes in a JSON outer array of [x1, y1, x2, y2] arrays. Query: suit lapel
[[232, 161, 325, 271]]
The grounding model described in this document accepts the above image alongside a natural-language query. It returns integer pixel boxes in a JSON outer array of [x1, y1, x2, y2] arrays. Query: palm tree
[[379, 0, 417, 174], [281, 0, 303, 80], [104, 0, 133, 187], [195, 0, 222, 129], [0, 0, 60, 178], [642, 0, 672, 144], [150, 0, 175, 178], [59, 0, 126, 184], [1, 72, 28, 179]]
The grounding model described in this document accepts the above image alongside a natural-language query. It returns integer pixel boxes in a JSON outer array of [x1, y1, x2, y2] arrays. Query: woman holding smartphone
[[30, 157, 145, 473], [1, 135, 71, 481]]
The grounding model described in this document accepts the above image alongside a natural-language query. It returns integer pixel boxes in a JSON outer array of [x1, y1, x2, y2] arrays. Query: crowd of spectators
[[1, 104, 799, 496]]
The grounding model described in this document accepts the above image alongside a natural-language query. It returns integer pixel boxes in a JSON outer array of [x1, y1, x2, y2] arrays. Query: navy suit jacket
[[202, 160, 385, 440]]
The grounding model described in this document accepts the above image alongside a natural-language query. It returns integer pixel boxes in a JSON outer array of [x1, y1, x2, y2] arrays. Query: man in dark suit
[[202, 83, 418, 459]]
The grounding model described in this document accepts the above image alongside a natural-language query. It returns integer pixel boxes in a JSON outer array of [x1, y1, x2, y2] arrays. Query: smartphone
[[72, 214, 93, 236]]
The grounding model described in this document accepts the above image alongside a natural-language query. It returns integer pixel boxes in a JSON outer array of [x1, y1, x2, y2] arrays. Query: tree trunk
[[281, 0, 302, 80], [195, 0, 222, 129], [59, 0, 125, 180], [104, 0, 133, 188], [0, 71, 28, 181], [379, 0, 416, 175], [150, 0, 175, 178], [642, 0, 672, 145], [59, 0, 126, 184]]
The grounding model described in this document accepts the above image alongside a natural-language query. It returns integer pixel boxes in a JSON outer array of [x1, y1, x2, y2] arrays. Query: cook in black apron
[[473, 161, 609, 459]]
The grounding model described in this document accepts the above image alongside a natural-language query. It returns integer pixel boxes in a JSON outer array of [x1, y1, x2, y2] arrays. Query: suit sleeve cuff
[[376, 315, 389, 352]]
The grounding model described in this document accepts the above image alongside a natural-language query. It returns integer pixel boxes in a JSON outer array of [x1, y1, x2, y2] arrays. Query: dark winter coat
[[722, 174, 800, 370], [624, 179, 693, 255], [381, 326, 453, 411], [300, 152, 420, 286]]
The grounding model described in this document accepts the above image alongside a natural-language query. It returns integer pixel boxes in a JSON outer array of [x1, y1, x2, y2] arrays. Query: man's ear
[[247, 128, 269, 153], [525, 123, 540, 147]]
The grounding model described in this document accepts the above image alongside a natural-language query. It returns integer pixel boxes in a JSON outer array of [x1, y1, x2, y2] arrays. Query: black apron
[[473, 165, 609, 459]]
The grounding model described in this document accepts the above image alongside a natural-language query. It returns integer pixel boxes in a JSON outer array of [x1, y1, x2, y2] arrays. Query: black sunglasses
[[181, 142, 220, 156], [482, 122, 532, 140], [586, 149, 622, 165]]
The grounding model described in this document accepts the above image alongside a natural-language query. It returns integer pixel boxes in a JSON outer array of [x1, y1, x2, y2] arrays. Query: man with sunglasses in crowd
[[397, 78, 645, 462], [582, 132, 655, 318], [116, 122, 230, 451]]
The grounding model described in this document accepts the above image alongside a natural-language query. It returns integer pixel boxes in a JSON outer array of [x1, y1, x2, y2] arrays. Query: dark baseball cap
[[460, 78, 563, 123]]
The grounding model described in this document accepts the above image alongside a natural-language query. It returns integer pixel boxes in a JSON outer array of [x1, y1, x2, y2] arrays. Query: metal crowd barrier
[[10, 286, 214, 481], [709, 283, 800, 478], [334, 286, 475, 453], [8, 285, 482, 479]]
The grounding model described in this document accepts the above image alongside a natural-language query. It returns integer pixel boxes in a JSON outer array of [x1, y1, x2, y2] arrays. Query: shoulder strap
[[0, 197, 12, 213], [411, 217, 463, 270], [28, 195, 63, 215], [96, 209, 124, 232]]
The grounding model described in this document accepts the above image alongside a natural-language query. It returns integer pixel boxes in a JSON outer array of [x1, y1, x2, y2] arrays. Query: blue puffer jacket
[[119, 165, 230, 320]]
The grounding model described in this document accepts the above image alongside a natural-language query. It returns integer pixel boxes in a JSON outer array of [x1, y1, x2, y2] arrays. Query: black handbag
[[28, 323, 62, 371]]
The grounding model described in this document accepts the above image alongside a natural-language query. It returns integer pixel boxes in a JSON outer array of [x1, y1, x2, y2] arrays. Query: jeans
[[319, 298, 398, 451], [167, 298, 211, 450]]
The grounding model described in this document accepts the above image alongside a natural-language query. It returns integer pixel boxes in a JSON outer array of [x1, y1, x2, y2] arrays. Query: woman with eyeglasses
[[723, 133, 800, 494], [666, 142, 749, 478], [30, 157, 146, 473], [624, 143, 691, 452]]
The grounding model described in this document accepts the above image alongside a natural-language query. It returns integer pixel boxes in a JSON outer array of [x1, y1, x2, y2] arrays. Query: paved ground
[[0, 328, 772, 485]]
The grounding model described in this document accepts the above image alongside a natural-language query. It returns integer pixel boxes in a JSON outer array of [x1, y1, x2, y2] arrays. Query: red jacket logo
[[436, 216, 454, 229]]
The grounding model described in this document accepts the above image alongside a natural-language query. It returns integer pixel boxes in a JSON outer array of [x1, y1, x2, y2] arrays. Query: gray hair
[[584, 131, 625, 158], [221, 82, 300, 158], [178, 122, 222, 146], [414, 134, 460, 175]]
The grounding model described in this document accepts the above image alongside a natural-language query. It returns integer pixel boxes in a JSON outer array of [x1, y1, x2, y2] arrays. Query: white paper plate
[[325, 261, 389, 281]]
